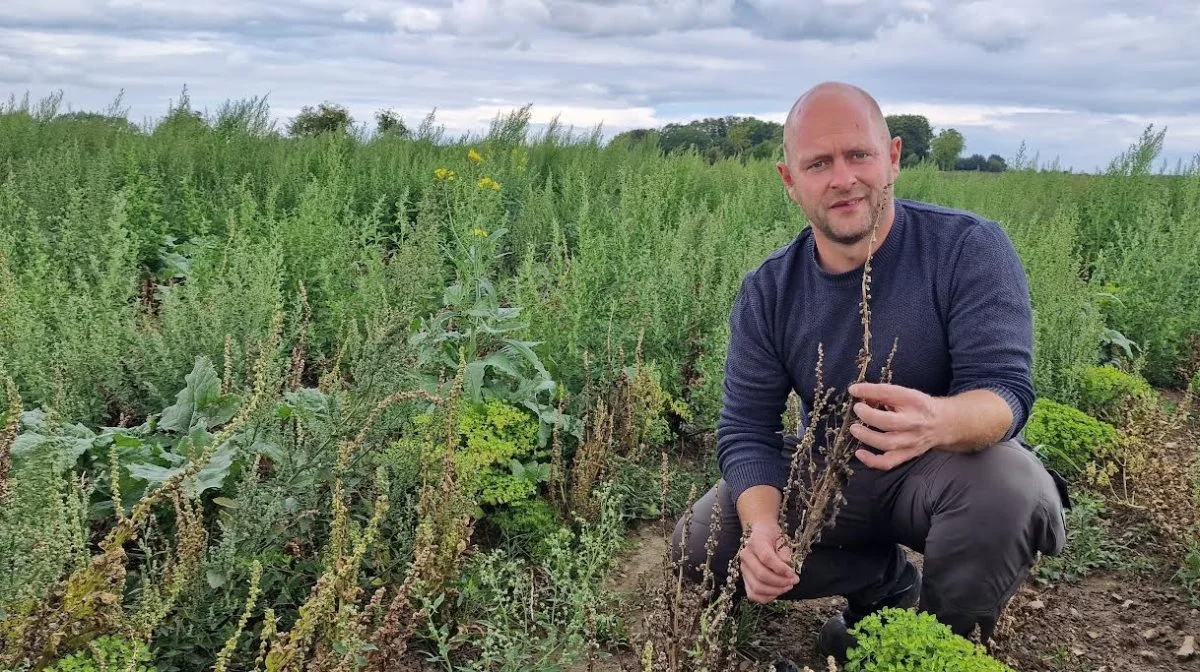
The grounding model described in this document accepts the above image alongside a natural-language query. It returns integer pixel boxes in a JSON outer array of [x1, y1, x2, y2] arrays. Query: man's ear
[[890, 136, 903, 174]]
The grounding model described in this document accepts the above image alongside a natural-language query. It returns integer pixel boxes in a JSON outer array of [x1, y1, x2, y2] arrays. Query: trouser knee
[[920, 441, 1067, 635]]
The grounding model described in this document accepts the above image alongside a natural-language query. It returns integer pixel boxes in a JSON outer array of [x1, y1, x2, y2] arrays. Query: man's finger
[[853, 402, 908, 432], [848, 382, 918, 406], [749, 548, 798, 589], [849, 422, 906, 452], [757, 542, 799, 583], [856, 446, 921, 471]]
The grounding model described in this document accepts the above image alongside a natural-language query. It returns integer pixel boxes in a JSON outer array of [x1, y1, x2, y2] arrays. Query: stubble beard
[[810, 190, 885, 246]]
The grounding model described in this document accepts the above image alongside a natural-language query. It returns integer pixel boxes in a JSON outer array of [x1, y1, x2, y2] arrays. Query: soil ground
[[590, 522, 1200, 671]]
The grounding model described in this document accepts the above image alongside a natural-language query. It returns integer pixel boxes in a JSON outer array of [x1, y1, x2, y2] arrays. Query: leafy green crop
[[1076, 365, 1154, 425], [846, 608, 1012, 671], [1024, 398, 1118, 475]]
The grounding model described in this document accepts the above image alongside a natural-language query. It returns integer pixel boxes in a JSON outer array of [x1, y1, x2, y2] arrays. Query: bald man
[[671, 82, 1068, 662]]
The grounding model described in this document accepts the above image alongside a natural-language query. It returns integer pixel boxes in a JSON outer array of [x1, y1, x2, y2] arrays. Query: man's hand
[[848, 383, 1013, 470], [847, 382, 942, 470], [739, 521, 799, 603]]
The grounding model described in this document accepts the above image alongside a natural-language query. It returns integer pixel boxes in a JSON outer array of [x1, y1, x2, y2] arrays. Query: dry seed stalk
[[782, 190, 891, 575], [212, 560, 263, 672]]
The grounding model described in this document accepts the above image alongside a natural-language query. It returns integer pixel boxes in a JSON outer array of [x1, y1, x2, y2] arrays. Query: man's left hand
[[846, 382, 944, 470]]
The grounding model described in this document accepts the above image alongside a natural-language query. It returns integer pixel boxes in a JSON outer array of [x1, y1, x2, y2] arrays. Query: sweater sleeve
[[945, 222, 1036, 439], [715, 272, 791, 505]]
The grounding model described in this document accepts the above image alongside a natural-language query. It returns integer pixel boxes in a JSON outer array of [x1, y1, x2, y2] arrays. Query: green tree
[[884, 114, 932, 167], [288, 102, 352, 137], [931, 128, 964, 171], [375, 109, 409, 137]]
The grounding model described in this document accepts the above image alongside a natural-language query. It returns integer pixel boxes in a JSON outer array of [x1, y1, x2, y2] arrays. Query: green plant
[[1176, 537, 1200, 604], [1076, 365, 1154, 425], [1035, 491, 1155, 584], [845, 607, 1013, 671], [1024, 398, 1118, 475], [45, 635, 158, 672]]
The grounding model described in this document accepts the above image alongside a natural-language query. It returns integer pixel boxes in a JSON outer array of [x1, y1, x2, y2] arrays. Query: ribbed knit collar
[[807, 198, 908, 286]]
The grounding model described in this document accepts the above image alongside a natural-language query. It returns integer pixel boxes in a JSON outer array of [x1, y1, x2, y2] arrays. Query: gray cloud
[[1, 0, 1198, 170]]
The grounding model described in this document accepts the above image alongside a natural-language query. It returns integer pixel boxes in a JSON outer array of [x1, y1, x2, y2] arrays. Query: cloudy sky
[[3, 0, 1199, 172]]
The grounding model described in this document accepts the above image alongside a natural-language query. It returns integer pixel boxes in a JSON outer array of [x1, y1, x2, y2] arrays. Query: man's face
[[777, 96, 901, 246]]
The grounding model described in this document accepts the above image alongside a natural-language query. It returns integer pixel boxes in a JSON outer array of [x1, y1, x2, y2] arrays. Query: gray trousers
[[671, 437, 1068, 641]]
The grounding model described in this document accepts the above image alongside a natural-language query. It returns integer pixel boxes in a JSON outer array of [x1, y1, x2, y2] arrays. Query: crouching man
[[670, 81, 1068, 663]]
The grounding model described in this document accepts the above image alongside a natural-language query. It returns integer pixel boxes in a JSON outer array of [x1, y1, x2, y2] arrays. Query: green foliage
[[487, 497, 561, 555], [0, 440, 90, 617], [930, 128, 965, 171], [1191, 369, 1200, 394], [846, 608, 1012, 671], [45, 635, 157, 672], [287, 102, 352, 137], [1024, 398, 1118, 475], [1176, 538, 1200, 604], [884, 114, 932, 167], [1076, 365, 1155, 425], [1035, 491, 1155, 584], [455, 399, 546, 506]]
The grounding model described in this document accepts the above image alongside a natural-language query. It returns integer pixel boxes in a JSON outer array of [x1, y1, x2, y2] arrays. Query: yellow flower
[[434, 167, 456, 181], [467, 148, 484, 164], [478, 177, 501, 191], [472, 228, 489, 237]]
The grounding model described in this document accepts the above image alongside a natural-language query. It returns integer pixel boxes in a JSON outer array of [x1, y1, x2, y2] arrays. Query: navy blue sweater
[[715, 198, 1035, 504]]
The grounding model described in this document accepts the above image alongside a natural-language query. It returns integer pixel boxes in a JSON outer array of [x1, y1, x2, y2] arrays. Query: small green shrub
[[1024, 398, 1118, 475], [488, 497, 561, 556], [1190, 369, 1200, 394], [846, 608, 1012, 671], [46, 636, 158, 672], [1076, 365, 1154, 425]]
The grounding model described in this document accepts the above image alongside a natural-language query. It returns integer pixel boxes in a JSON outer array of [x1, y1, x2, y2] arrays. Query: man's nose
[[829, 159, 857, 190]]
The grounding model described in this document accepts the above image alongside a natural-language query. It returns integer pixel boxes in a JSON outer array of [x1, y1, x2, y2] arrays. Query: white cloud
[[392, 7, 443, 32], [1, 0, 1198, 170]]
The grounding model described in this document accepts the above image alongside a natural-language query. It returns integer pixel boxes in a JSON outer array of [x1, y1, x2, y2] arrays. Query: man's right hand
[[735, 485, 800, 603], [740, 521, 799, 602]]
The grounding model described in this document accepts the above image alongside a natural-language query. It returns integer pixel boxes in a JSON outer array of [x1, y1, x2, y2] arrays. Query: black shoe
[[769, 659, 800, 672], [817, 560, 922, 663]]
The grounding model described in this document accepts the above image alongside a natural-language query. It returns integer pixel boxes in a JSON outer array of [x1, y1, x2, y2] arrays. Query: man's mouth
[[831, 197, 864, 211]]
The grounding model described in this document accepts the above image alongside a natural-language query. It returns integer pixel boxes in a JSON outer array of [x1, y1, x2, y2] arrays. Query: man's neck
[[813, 201, 897, 274]]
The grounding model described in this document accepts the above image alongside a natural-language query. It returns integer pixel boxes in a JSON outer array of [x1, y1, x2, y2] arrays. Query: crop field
[[1, 97, 1199, 671]]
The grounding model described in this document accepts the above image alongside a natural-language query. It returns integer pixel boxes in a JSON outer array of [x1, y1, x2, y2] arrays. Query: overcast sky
[[3, 0, 1199, 172]]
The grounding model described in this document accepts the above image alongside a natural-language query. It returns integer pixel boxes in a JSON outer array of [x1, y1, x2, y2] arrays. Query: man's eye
[[853, 152, 869, 160], [809, 160, 826, 170]]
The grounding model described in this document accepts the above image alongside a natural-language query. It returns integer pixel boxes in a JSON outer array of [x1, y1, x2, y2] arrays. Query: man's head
[[777, 82, 901, 249]]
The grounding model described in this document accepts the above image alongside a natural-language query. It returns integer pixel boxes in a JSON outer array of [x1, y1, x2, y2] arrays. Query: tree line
[[610, 112, 1007, 172]]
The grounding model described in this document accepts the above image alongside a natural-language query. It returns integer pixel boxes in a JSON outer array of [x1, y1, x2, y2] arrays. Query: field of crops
[[1, 97, 1199, 671]]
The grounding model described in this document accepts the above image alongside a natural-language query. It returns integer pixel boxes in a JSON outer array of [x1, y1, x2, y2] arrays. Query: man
[[670, 82, 1068, 663]]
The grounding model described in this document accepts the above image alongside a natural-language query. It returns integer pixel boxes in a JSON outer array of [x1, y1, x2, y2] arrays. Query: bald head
[[782, 82, 891, 163]]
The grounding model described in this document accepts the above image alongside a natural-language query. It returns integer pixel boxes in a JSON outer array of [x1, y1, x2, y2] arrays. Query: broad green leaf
[[184, 444, 236, 498], [465, 361, 487, 403], [113, 433, 142, 449], [160, 356, 223, 433], [126, 462, 180, 484], [10, 433, 48, 459]]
